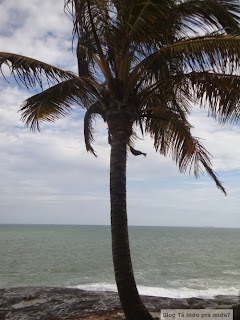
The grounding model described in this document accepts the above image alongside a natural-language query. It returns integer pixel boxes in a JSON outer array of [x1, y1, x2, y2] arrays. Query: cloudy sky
[[0, 0, 239, 228]]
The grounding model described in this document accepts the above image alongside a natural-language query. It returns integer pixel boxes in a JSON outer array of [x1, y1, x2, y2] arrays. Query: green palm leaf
[[143, 103, 226, 194], [143, 35, 240, 77], [0, 52, 75, 89], [125, 36, 240, 102], [167, 35, 240, 69], [20, 79, 96, 131], [65, 0, 114, 92], [178, 72, 240, 123], [176, 0, 240, 34], [84, 102, 106, 156]]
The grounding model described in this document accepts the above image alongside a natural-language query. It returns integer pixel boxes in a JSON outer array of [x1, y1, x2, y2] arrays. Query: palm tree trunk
[[108, 112, 153, 320]]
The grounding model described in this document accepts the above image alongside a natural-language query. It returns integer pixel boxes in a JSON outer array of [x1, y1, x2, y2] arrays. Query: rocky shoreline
[[0, 287, 240, 320]]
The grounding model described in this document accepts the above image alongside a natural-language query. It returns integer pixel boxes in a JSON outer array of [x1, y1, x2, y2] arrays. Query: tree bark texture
[[107, 110, 153, 320]]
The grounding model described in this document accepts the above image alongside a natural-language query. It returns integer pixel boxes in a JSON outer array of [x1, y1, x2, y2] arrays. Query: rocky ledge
[[0, 287, 239, 320]]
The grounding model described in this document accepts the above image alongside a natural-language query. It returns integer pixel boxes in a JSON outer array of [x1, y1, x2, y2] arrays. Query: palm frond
[[113, 0, 180, 46], [142, 101, 226, 194], [0, 52, 75, 90], [77, 36, 95, 78], [128, 1, 167, 40], [218, 0, 240, 12], [65, 0, 114, 93], [20, 79, 96, 131], [126, 35, 240, 103], [176, 0, 240, 34], [128, 34, 240, 104], [84, 102, 106, 156], [164, 35, 240, 73], [65, 0, 88, 37], [178, 72, 240, 123], [157, 35, 240, 74]]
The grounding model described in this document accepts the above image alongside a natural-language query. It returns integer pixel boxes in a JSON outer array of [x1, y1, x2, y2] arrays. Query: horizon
[[1, 223, 239, 229]]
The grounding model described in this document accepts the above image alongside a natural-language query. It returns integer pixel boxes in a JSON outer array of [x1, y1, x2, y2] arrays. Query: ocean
[[0, 224, 240, 299]]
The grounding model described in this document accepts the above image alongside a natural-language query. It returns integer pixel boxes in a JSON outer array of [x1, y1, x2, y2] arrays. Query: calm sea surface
[[0, 225, 240, 298]]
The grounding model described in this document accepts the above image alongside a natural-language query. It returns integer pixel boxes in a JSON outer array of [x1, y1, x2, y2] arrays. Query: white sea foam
[[71, 283, 240, 299], [222, 270, 240, 276]]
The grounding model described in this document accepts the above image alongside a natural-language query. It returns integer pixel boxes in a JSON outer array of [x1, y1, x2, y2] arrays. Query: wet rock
[[0, 287, 239, 320], [233, 304, 240, 320]]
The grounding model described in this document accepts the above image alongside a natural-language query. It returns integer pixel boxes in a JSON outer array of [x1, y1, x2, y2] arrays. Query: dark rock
[[0, 287, 239, 320], [233, 304, 240, 320]]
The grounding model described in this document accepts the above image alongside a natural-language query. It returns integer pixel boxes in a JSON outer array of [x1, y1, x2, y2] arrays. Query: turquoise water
[[0, 224, 240, 298]]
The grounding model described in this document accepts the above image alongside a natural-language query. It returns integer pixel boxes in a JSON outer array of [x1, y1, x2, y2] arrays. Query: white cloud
[[189, 109, 240, 171], [0, 0, 76, 71]]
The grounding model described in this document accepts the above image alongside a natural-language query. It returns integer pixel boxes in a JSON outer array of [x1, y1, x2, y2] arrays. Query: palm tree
[[1, 1, 240, 319]]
